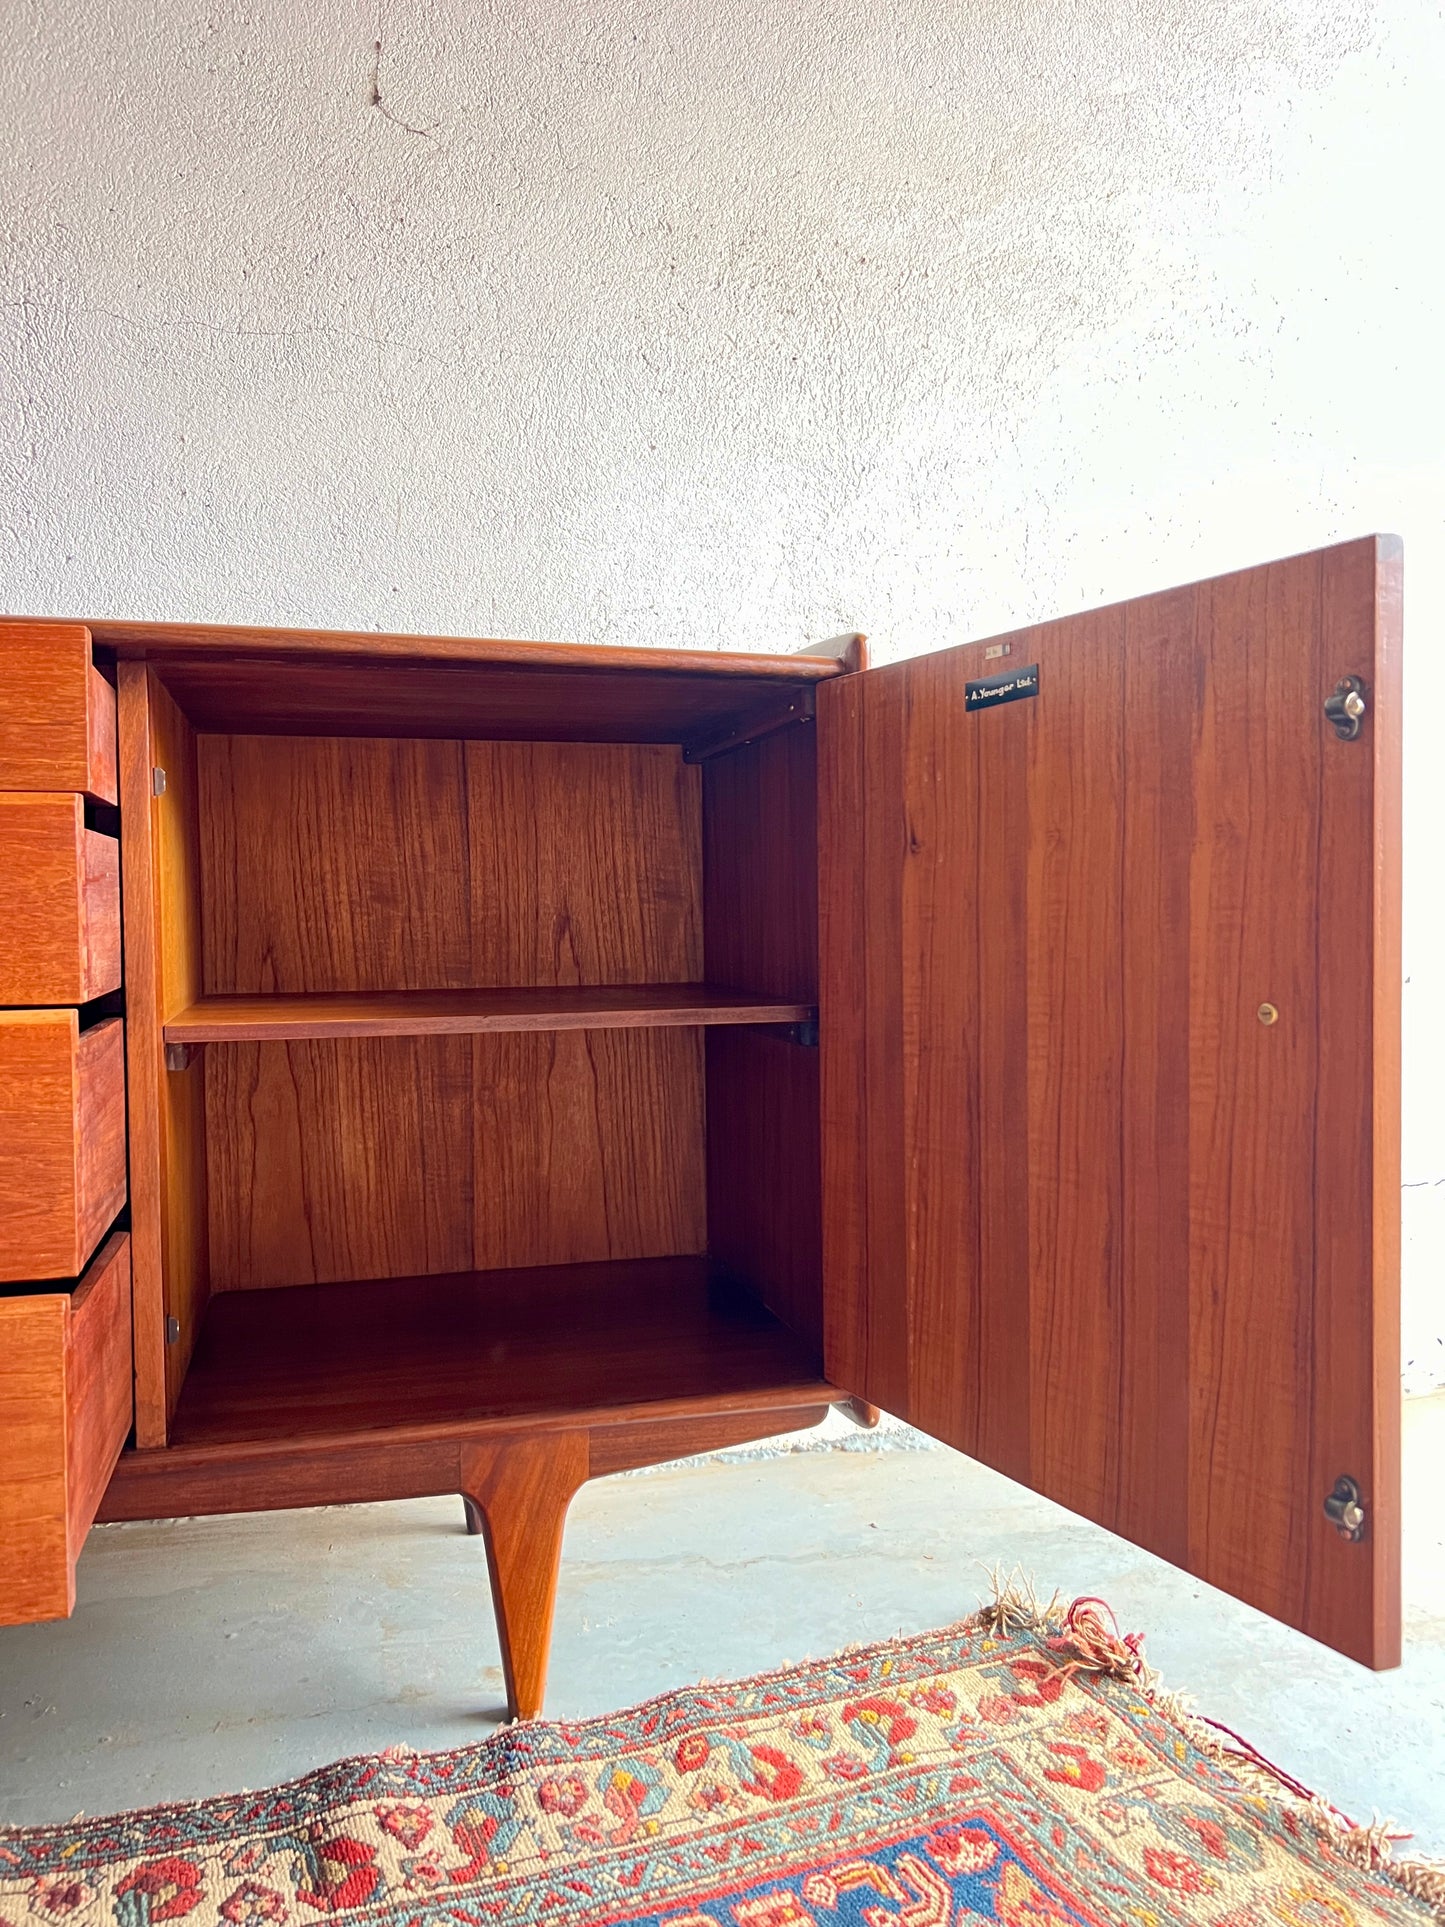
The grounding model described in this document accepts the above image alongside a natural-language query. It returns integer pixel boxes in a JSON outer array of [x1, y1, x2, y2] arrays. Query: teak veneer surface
[[820, 533, 1402, 1668], [166, 986, 815, 1041], [166, 1259, 830, 1452], [0, 620, 118, 804], [194, 735, 711, 1292], [0, 795, 121, 1006], [88, 618, 846, 676]]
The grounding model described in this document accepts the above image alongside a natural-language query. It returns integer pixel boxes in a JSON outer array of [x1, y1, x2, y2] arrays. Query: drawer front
[[0, 620, 117, 806], [0, 795, 121, 1004], [0, 1013, 127, 1280], [0, 1232, 133, 1623]]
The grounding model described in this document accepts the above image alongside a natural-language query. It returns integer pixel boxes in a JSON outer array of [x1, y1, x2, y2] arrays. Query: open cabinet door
[[818, 535, 1401, 1667]]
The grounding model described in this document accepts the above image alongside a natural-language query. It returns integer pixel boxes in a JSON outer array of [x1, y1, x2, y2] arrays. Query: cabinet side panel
[[74, 1017, 127, 1268], [118, 666, 210, 1438], [703, 728, 821, 1346]]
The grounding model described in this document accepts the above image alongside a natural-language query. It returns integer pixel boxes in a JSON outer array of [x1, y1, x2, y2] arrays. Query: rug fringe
[[981, 1578, 1445, 1924]]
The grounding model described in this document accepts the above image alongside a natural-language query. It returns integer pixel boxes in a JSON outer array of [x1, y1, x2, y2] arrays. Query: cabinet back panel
[[204, 1030, 705, 1290], [196, 735, 705, 1289], [197, 736, 702, 993]]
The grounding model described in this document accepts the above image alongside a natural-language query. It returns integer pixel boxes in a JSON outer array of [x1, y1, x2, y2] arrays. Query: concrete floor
[[2, 1396, 1442, 1846]]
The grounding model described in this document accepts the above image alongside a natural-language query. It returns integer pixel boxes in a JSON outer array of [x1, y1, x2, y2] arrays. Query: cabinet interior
[[125, 655, 827, 1447]]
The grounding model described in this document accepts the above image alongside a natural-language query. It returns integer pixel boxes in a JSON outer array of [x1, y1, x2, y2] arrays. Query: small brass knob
[[1257, 1003, 1279, 1026]]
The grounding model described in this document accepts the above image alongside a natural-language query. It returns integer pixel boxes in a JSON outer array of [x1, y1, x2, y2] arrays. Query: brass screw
[[1257, 1003, 1279, 1026]]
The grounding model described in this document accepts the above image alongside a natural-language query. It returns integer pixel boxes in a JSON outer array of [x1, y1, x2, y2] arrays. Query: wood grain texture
[[0, 621, 117, 804], [464, 741, 701, 986], [166, 986, 812, 1041], [0, 795, 121, 1004], [138, 657, 824, 747], [703, 727, 824, 1348], [459, 1431, 589, 1719], [819, 534, 1402, 1668], [117, 665, 210, 1443], [165, 1258, 828, 1452], [0, 1290, 71, 1618], [96, 1398, 828, 1724], [0, 1231, 132, 1625], [98, 1404, 831, 1522], [63, 1232, 134, 1559], [204, 1027, 704, 1290], [199, 736, 707, 1289], [90, 618, 842, 677], [0, 1012, 124, 1280]]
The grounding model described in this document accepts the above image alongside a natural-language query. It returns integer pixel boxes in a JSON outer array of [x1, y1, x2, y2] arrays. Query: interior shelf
[[168, 1258, 832, 1450], [164, 985, 815, 1043]]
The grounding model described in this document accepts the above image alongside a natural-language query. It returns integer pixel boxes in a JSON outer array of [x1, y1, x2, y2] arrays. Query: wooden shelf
[[164, 985, 815, 1043], [168, 1258, 832, 1451]]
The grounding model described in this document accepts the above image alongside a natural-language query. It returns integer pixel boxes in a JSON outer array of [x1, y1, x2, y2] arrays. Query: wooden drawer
[[0, 795, 121, 1004], [0, 1233, 133, 1623], [0, 621, 117, 805], [0, 1012, 127, 1281]]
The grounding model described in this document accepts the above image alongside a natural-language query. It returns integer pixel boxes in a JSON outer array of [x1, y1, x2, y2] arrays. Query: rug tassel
[[981, 1584, 1445, 1924]]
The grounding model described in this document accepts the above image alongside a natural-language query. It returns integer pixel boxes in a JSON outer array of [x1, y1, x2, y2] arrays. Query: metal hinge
[[165, 1316, 181, 1346], [1323, 675, 1367, 741], [1323, 1474, 1366, 1541], [152, 766, 168, 795]]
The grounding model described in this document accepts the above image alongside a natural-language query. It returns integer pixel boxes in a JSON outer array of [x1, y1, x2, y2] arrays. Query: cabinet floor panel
[[165, 986, 814, 1042], [168, 1258, 831, 1452]]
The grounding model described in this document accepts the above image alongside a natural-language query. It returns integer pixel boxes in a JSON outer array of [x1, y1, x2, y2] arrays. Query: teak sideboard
[[0, 534, 1402, 1719]]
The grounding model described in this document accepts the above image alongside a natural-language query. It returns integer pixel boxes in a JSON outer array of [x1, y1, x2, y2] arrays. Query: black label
[[965, 663, 1039, 711]]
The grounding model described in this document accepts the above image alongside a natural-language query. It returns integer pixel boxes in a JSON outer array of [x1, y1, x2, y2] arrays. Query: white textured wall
[[2, 0, 1441, 1385]]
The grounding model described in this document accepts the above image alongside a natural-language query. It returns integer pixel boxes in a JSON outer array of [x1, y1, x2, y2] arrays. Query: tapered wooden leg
[[459, 1432, 589, 1722], [834, 1396, 882, 1430], [461, 1495, 484, 1536]]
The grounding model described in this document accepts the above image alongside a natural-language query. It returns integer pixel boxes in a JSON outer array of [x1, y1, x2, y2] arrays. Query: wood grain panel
[[0, 1291, 71, 1618], [200, 736, 707, 1288], [205, 1036, 475, 1291], [473, 1029, 705, 1269], [146, 656, 824, 748], [164, 1258, 827, 1451], [465, 741, 701, 986], [199, 735, 472, 993], [64, 1232, 134, 1554], [0, 1231, 132, 1625], [0, 795, 120, 1004], [0, 1012, 124, 1280], [820, 535, 1401, 1667], [99, 1405, 830, 1525], [92, 617, 843, 678], [703, 727, 823, 1346], [166, 986, 811, 1040], [119, 668, 211, 1440], [0, 620, 117, 803]]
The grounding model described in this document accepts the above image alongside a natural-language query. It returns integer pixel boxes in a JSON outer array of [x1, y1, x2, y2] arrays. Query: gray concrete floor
[[2, 1395, 1442, 1846]]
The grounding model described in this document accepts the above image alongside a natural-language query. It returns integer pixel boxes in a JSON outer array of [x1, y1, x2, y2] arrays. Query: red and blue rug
[[3, 1595, 1440, 1926]]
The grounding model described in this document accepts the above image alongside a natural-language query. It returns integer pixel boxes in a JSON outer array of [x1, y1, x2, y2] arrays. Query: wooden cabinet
[[0, 534, 1403, 1710]]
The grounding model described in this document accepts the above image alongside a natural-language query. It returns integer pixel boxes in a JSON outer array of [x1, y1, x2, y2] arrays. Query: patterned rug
[[3, 1593, 1441, 1927]]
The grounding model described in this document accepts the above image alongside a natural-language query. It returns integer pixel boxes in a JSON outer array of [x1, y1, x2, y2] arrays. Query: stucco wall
[[2, 0, 1441, 1385]]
